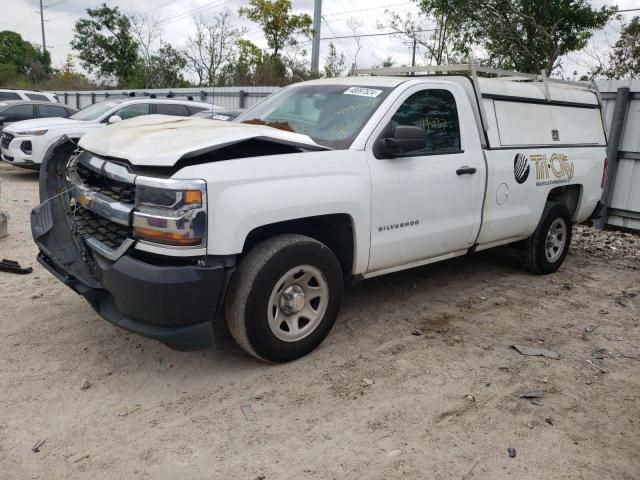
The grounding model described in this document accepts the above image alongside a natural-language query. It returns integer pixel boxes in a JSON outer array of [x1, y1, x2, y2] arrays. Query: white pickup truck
[[31, 66, 607, 362]]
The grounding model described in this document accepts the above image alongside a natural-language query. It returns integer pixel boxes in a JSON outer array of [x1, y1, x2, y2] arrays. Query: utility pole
[[39, 0, 47, 55], [311, 0, 322, 74], [411, 37, 417, 67]]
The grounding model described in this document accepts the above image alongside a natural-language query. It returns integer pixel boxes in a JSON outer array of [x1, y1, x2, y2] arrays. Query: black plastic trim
[[486, 144, 606, 150], [483, 93, 599, 109]]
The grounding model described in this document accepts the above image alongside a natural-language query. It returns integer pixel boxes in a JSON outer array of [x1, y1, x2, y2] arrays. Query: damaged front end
[[31, 138, 230, 351]]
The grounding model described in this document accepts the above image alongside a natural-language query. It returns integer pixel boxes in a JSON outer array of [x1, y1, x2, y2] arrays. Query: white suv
[[1, 97, 217, 169], [0, 89, 58, 103]]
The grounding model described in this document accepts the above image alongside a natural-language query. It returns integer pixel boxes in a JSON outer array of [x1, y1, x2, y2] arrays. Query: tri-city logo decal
[[514, 153, 574, 186], [514, 153, 530, 184]]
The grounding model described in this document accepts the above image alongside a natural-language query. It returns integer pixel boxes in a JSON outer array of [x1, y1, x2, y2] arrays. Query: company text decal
[[530, 153, 574, 186]]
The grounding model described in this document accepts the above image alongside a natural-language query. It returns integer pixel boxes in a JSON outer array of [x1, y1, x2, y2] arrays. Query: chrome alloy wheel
[[267, 265, 329, 342], [545, 218, 568, 263]]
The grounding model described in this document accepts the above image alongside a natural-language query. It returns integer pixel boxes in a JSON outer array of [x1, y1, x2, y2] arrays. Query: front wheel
[[225, 234, 344, 362], [519, 202, 572, 274]]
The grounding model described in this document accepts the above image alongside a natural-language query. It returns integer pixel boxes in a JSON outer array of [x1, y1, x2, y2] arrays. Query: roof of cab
[[292, 75, 598, 105], [291, 76, 410, 88]]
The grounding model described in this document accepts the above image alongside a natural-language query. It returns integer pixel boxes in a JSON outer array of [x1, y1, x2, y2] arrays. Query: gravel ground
[[572, 223, 640, 266], [1, 163, 639, 480]]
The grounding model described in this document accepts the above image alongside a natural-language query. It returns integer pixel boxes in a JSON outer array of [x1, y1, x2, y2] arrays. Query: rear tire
[[225, 234, 344, 362], [520, 202, 572, 274]]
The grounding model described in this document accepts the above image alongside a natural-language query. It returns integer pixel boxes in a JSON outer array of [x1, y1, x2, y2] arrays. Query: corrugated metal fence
[[54, 86, 281, 110], [597, 80, 640, 231], [52, 81, 639, 231]]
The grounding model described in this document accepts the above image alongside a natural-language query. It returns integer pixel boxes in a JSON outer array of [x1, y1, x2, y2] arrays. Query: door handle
[[456, 166, 477, 175]]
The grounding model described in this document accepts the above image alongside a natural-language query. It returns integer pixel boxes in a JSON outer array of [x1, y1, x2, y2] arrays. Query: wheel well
[[548, 185, 582, 220], [242, 214, 355, 278]]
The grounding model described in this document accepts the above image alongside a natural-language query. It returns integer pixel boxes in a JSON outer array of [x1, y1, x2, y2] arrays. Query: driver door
[[366, 84, 485, 273]]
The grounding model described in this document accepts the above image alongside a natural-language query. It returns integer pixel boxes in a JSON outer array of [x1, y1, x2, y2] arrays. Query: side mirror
[[108, 115, 122, 124], [0, 116, 5, 125], [375, 125, 426, 158]]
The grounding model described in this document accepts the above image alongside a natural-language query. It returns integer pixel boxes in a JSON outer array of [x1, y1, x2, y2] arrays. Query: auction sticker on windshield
[[343, 87, 383, 98]]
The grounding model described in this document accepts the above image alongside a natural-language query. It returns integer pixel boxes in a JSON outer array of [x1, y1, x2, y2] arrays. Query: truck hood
[[78, 115, 328, 167], [5, 116, 97, 133]]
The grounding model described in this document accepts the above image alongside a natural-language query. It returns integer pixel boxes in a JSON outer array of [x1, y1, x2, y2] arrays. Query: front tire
[[225, 234, 344, 362], [520, 202, 572, 274]]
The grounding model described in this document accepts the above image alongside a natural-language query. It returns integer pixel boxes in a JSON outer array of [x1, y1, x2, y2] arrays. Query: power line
[[141, 0, 180, 16], [321, 17, 356, 62], [45, 0, 68, 7], [158, 0, 230, 26], [48, 0, 113, 21], [11, 12, 37, 30], [323, 2, 413, 17], [320, 28, 436, 41]]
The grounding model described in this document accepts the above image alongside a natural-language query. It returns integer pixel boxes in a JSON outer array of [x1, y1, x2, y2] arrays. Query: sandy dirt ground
[[0, 162, 639, 480]]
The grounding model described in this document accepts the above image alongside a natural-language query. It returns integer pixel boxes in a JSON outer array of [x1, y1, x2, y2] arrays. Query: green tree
[[239, 0, 313, 57], [592, 16, 640, 79], [218, 39, 264, 85], [44, 54, 96, 90], [149, 43, 188, 88], [184, 11, 244, 86], [377, 10, 465, 66], [0, 30, 51, 84], [0, 63, 26, 87], [324, 42, 346, 77], [71, 3, 139, 87], [417, 0, 616, 74]]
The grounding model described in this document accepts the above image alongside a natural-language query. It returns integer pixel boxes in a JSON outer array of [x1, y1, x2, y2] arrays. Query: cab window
[[155, 103, 190, 116], [390, 89, 461, 155], [111, 103, 149, 120], [0, 92, 20, 101], [2, 104, 35, 122], [26, 93, 49, 101], [38, 104, 70, 118]]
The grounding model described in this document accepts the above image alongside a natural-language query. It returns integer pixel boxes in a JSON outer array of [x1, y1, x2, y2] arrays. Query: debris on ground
[[0, 211, 8, 239], [464, 394, 475, 402], [0, 258, 32, 274], [519, 390, 545, 399], [545, 418, 554, 426], [511, 344, 561, 360], [585, 325, 596, 332], [32, 440, 45, 453], [240, 405, 252, 421], [80, 378, 92, 390], [572, 224, 640, 265], [361, 378, 375, 387], [507, 448, 517, 458], [586, 359, 608, 373]]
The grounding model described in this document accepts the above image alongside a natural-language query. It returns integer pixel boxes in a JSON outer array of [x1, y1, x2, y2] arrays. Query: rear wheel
[[520, 202, 572, 274], [225, 234, 344, 362]]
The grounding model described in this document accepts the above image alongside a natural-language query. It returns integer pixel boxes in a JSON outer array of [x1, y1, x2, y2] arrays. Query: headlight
[[132, 178, 207, 248], [15, 129, 48, 136]]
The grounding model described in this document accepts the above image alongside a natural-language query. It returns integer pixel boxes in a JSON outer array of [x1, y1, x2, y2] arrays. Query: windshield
[[235, 84, 392, 149], [70, 99, 125, 121]]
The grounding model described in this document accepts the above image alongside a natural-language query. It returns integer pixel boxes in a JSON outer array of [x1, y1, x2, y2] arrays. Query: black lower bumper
[[37, 250, 231, 351], [31, 139, 233, 351]]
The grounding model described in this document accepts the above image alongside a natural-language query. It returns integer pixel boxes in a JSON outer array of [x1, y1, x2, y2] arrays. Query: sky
[[2, 0, 636, 81]]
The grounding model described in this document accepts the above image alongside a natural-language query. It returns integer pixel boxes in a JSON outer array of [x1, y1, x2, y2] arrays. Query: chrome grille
[[76, 162, 136, 204], [71, 205, 132, 250], [1, 132, 14, 149]]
